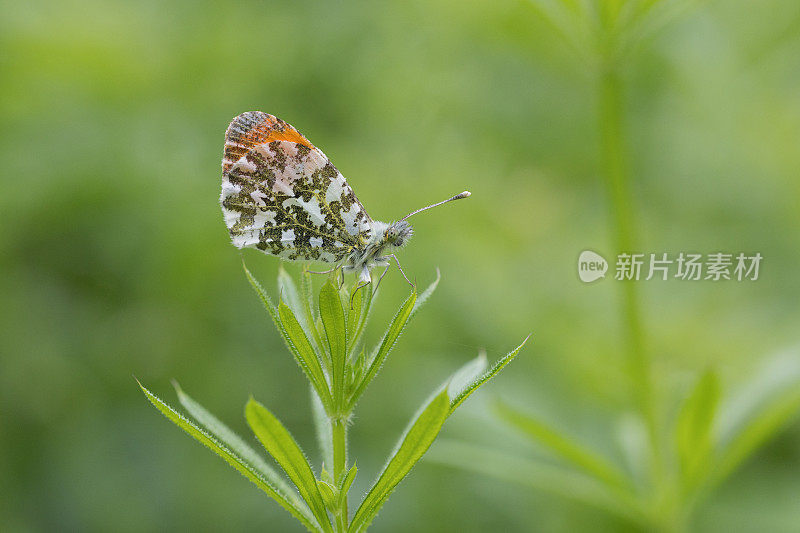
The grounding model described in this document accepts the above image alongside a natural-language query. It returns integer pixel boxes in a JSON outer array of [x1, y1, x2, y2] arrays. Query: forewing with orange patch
[[222, 111, 312, 174], [220, 112, 373, 263]]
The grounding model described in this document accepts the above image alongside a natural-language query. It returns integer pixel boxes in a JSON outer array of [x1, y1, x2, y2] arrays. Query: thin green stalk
[[332, 417, 348, 532], [596, 62, 660, 479]]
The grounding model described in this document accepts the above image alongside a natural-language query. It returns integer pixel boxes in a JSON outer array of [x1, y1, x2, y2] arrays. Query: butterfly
[[220, 111, 470, 286]]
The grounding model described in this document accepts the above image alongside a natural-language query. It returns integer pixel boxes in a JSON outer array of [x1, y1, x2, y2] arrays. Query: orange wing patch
[[246, 121, 310, 146], [222, 111, 312, 174]]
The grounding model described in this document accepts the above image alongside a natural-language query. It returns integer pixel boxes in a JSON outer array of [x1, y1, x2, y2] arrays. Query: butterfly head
[[375, 191, 471, 252], [349, 190, 471, 280], [385, 220, 413, 248]]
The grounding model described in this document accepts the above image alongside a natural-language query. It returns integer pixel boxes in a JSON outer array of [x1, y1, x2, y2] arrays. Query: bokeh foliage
[[1, 0, 799, 531]]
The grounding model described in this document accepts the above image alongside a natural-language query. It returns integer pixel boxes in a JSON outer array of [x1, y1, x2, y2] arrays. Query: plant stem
[[332, 417, 348, 532], [596, 61, 660, 476]]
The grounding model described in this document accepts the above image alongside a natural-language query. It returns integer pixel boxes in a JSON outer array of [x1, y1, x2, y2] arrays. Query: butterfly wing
[[222, 111, 311, 174], [220, 112, 372, 263]]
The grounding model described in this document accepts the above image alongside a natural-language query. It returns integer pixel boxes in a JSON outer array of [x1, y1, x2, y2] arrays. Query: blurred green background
[[2, 0, 799, 531]]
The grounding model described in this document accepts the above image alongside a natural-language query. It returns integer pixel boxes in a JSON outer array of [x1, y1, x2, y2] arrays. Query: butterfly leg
[[307, 267, 337, 275], [307, 266, 344, 289], [349, 266, 372, 309], [373, 264, 390, 295], [388, 254, 415, 289]]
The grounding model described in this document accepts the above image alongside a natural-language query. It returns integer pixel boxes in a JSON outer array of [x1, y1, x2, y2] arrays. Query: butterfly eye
[[384, 231, 399, 245], [385, 221, 412, 248]]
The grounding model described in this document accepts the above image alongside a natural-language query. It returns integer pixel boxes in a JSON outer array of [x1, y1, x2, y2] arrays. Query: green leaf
[[349, 391, 450, 532], [172, 381, 302, 506], [317, 479, 338, 510], [338, 465, 357, 529], [409, 269, 440, 320], [710, 347, 800, 491], [426, 440, 647, 526], [348, 347, 367, 398], [244, 262, 330, 408], [445, 352, 488, 401], [243, 260, 283, 331], [348, 338, 526, 531], [675, 369, 720, 486], [319, 279, 347, 409], [278, 266, 303, 318], [319, 464, 333, 485], [301, 267, 327, 353], [278, 301, 332, 407], [348, 291, 417, 408], [615, 412, 649, 485], [279, 266, 318, 348], [493, 399, 631, 491], [138, 381, 319, 533], [346, 282, 364, 353], [310, 385, 333, 471], [621, 0, 712, 56], [349, 282, 374, 352], [246, 398, 334, 533], [714, 388, 800, 488], [449, 335, 530, 413], [339, 463, 357, 497], [525, 0, 594, 60]]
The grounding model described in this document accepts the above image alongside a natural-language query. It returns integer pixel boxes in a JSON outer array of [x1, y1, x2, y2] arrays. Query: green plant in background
[[428, 1, 800, 532], [139, 265, 528, 532], [433, 353, 800, 531]]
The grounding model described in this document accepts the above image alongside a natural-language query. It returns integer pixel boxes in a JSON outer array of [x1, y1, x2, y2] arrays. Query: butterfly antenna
[[401, 191, 471, 221]]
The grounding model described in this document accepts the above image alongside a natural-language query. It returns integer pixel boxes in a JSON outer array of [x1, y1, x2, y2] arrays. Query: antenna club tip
[[401, 190, 472, 220]]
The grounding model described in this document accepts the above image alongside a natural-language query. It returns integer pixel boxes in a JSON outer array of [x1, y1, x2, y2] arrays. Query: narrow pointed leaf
[[319, 279, 347, 407], [246, 398, 334, 533], [279, 266, 317, 348], [317, 480, 338, 510], [244, 262, 330, 407], [278, 266, 303, 317], [350, 390, 450, 532], [346, 282, 364, 353], [426, 440, 647, 526], [301, 267, 316, 316], [320, 464, 333, 485], [675, 369, 719, 485], [615, 413, 649, 485], [446, 353, 488, 400], [712, 387, 800, 489], [279, 301, 331, 406], [710, 347, 800, 490], [173, 382, 302, 505], [349, 282, 374, 352], [409, 268, 440, 320], [339, 463, 357, 497], [494, 399, 631, 491], [526, 0, 594, 61], [338, 465, 357, 527], [311, 386, 333, 470], [138, 382, 319, 532], [449, 335, 530, 413], [243, 260, 283, 329], [301, 267, 327, 352], [349, 291, 417, 408]]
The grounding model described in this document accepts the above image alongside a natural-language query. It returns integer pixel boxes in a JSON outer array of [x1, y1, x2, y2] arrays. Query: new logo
[[578, 250, 608, 283]]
